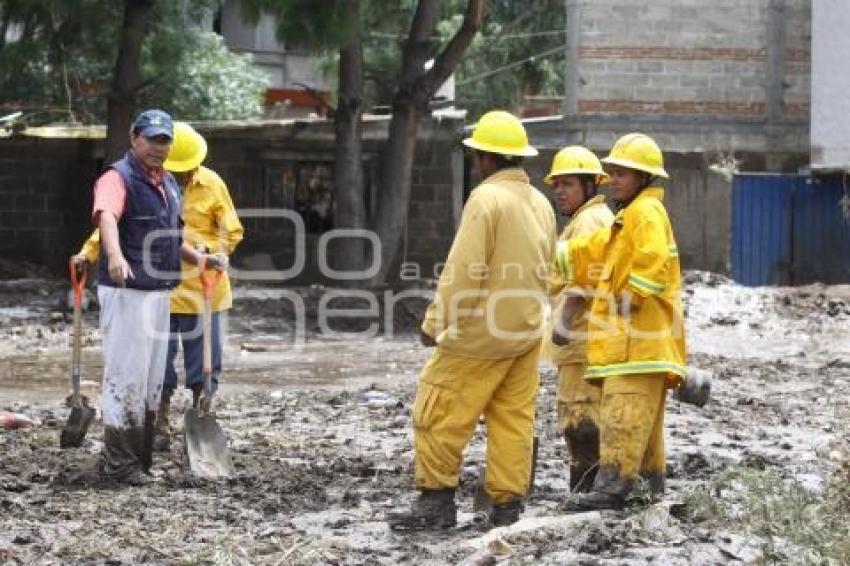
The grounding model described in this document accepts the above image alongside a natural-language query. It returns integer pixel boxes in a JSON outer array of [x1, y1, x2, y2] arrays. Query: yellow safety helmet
[[462, 110, 538, 157], [601, 133, 668, 179], [544, 145, 608, 186], [164, 121, 207, 173]]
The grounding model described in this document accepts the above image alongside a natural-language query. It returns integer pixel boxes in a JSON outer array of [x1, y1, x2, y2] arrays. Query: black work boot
[[564, 419, 600, 493], [490, 499, 523, 527], [191, 383, 203, 409], [389, 489, 457, 531], [153, 396, 171, 452], [641, 472, 666, 499], [564, 490, 625, 512], [563, 465, 629, 512]]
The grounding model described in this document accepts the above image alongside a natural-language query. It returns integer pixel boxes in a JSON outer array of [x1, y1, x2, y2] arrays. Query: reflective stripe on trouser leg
[[97, 286, 170, 477], [413, 346, 540, 503], [594, 373, 666, 497], [557, 363, 601, 491], [484, 345, 540, 504]]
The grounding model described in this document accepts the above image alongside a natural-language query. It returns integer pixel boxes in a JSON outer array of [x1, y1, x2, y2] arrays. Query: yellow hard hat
[[164, 121, 207, 173], [462, 110, 538, 157], [601, 133, 668, 179], [544, 145, 608, 186]]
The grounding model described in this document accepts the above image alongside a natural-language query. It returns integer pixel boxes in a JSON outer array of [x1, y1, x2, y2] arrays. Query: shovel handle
[[69, 258, 87, 307], [68, 258, 86, 403], [198, 255, 222, 408], [198, 256, 223, 300]]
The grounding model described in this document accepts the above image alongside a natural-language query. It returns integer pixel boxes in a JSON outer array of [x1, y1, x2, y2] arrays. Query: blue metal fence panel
[[792, 175, 850, 284], [731, 174, 797, 286]]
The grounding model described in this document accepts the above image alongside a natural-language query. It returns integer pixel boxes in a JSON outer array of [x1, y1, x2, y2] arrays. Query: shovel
[[184, 258, 235, 479], [59, 259, 96, 448]]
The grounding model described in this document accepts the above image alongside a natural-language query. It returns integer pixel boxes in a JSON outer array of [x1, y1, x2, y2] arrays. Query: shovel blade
[[184, 408, 234, 479], [60, 403, 96, 448]]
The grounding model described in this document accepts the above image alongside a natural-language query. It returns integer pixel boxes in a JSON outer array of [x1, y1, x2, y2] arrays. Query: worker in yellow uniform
[[73, 122, 244, 450], [543, 146, 614, 493], [390, 110, 556, 530], [553, 133, 686, 511]]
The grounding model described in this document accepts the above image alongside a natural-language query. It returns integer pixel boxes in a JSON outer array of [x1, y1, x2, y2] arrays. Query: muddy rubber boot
[[564, 466, 628, 512], [569, 463, 598, 494], [388, 489, 457, 531], [563, 490, 625, 512], [565, 420, 600, 493], [191, 384, 203, 409], [153, 397, 171, 452], [641, 473, 666, 499], [141, 410, 156, 473], [490, 499, 523, 527]]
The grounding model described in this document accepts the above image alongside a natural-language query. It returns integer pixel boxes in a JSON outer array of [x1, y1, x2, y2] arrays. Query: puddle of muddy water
[[0, 338, 430, 406]]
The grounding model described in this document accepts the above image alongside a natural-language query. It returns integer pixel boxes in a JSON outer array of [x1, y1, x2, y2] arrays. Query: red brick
[[578, 98, 765, 115], [579, 46, 764, 62]]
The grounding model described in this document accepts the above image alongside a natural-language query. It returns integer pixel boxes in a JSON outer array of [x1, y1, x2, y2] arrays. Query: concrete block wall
[[783, 0, 811, 116], [576, 0, 771, 118], [567, 0, 810, 159], [0, 137, 99, 270], [0, 118, 460, 282], [193, 119, 461, 284]]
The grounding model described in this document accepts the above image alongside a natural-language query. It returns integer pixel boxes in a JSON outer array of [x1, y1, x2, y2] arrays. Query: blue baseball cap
[[132, 109, 174, 139]]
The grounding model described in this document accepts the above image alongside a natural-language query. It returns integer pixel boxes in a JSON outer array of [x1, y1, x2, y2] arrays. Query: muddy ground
[[1, 272, 849, 564]]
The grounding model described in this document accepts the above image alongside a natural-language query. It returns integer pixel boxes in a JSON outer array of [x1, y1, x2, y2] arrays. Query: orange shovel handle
[[68, 258, 87, 307], [198, 256, 223, 299]]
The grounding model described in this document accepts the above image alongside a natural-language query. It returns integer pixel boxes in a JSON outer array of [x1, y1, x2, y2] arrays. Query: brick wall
[[577, 0, 770, 117], [0, 137, 100, 270], [0, 117, 462, 283], [566, 0, 810, 157]]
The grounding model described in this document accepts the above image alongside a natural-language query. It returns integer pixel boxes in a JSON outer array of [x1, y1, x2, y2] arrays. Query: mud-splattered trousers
[[413, 346, 540, 505], [98, 286, 170, 479], [556, 187, 686, 498], [557, 363, 602, 492], [593, 373, 667, 496], [547, 196, 613, 492]]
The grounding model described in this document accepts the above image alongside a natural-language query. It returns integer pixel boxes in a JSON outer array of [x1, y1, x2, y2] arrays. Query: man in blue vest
[[92, 109, 221, 485]]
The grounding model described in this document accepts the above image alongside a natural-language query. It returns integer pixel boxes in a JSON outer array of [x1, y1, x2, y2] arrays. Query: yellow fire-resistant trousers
[[557, 363, 602, 431], [413, 346, 540, 505], [595, 373, 667, 496], [557, 363, 602, 491]]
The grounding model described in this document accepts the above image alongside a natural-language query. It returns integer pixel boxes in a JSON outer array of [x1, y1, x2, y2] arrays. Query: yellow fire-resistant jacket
[[78, 166, 243, 313], [422, 167, 557, 359], [545, 195, 615, 366], [555, 187, 686, 384]]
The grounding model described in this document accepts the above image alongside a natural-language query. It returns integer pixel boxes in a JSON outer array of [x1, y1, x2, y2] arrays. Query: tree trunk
[[332, 0, 367, 281], [369, 0, 483, 285], [104, 0, 155, 164]]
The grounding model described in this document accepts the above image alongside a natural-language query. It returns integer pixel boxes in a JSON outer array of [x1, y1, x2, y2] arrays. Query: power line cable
[[455, 44, 567, 86]]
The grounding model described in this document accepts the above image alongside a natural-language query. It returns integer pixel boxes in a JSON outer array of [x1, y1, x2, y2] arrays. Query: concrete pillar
[[564, 0, 583, 117]]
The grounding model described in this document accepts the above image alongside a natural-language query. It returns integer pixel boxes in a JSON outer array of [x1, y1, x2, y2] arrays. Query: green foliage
[[340, 0, 566, 114], [239, 0, 352, 50], [142, 31, 268, 120], [240, 0, 565, 116], [443, 0, 566, 117], [0, 0, 268, 123], [683, 466, 850, 564], [0, 0, 117, 121]]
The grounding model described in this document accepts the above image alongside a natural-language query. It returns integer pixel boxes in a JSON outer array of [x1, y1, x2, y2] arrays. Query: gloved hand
[[70, 254, 89, 270], [617, 290, 641, 317], [552, 293, 584, 346], [206, 253, 229, 271], [420, 330, 437, 347]]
